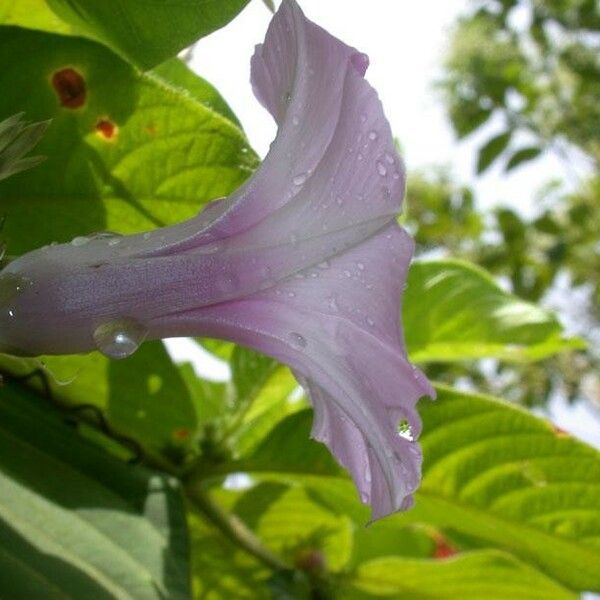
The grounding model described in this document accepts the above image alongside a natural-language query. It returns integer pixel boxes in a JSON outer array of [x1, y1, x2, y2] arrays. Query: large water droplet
[[397, 419, 414, 441], [364, 465, 372, 483], [289, 332, 307, 349], [376, 161, 388, 177], [293, 172, 308, 186], [93, 318, 147, 359], [368, 130, 378, 141]]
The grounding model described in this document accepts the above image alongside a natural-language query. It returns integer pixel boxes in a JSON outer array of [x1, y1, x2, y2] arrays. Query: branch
[[186, 482, 291, 573]]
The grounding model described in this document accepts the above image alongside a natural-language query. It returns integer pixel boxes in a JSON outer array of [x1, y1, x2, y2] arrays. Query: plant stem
[[186, 483, 291, 573]]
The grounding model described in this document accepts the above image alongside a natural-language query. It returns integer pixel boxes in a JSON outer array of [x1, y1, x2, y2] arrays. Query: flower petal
[[148, 225, 434, 518]]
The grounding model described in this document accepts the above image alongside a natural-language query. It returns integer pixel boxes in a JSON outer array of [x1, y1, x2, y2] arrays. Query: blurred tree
[[405, 0, 600, 411]]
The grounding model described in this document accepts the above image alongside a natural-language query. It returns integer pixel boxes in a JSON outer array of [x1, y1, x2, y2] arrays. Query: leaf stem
[[185, 483, 291, 573]]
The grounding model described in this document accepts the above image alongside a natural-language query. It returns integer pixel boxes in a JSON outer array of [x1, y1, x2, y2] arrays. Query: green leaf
[[403, 385, 600, 591], [221, 386, 600, 591], [217, 484, 354, 572], [0, 27, 257, 255], [0, 341, 199, 464], [1, 0, 250, 69], [348, 551, 575, 599], [0, 112, 50, 181], [505, 146, 543, 171], [0, 381, 190, 599], [403, 260, 584, 363], [477, 131, 512, 174]]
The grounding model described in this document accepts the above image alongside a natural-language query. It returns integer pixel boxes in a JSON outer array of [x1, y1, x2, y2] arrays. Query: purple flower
[[0, 0, 433, 518]]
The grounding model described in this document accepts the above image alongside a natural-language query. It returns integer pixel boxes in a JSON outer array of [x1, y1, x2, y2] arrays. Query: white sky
[[190, 0, 580, 217], [177, 0, 599, 448]]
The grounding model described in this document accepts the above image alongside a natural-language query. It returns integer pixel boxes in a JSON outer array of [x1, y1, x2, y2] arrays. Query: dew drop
[[93, 318, 147, 359], [360, 491, 369, 504], [71, 236, 90, 247], [108, 238, 121, 247], [335, 196, 344, 206], [360, 113, 367, 124], [292, 115, 300, 126], [364, 465, 372, 483], [289, 332, 307, 349], [318, 260, 330, 269], [366, 316, 375, 327], [143, 232, 151, 240], [0, 273, 31, 316], [368, 130, 378, 141], [376, 161, 387, 177], [356, 262, 365, 271], [393, 172, 401, 180], [293, 172, 307, 186], [384, 152, 395, 164], [343, 270, 352, 278], [397, 419, 414, 441], [357, 153, 363, 161]]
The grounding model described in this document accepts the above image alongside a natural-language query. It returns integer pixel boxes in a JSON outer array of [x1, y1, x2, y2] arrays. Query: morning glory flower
[[0, 0, 433, 519]]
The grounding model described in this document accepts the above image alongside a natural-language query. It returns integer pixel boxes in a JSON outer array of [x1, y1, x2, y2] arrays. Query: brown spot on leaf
[[96, 119, 118, 140], [52, 68, 86, 109]]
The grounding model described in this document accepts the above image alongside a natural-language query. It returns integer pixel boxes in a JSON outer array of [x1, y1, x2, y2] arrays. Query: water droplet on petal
[[289, 332, 307, 349], [384, 152, 395, 164], [108, 238, 121, 247], [293, 172, 307, 186], [343, 270, 352, 278], [368, 130, 378, 141], [366, 317, 375, 327], [360, 491, 369, 503], [71, 236, 90, 247], [292, 116, 300, 126], [360, 113, 367, 124], [357, 153, 363, 161], [357, 262, 365, 270], [376, 161, 387, 176], [397, 419, 414, 441], [93, 318, 147, 359], [318, 260, 330, 269], [364, 465, 372, 483], [143, 232, 151, 240]]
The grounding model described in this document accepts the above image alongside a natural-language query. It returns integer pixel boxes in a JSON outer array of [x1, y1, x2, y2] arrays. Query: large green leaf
[[0, 381, 190, 599], [0, 342, 199, 464], [215, 386, 600, 591], [0, 27, 256, 255], [0, 0, 250, 69], [401, 385, 600, 591], [404, 260, 584, 363], [347, 551, 575, 599]]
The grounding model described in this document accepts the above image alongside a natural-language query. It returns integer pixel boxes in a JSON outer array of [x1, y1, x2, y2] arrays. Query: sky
[[189, 0, 581, 217], [170, 0, 600, 448]]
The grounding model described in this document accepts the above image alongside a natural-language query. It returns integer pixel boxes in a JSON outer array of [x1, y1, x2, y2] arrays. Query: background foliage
[[0, 0, 598, 598]]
